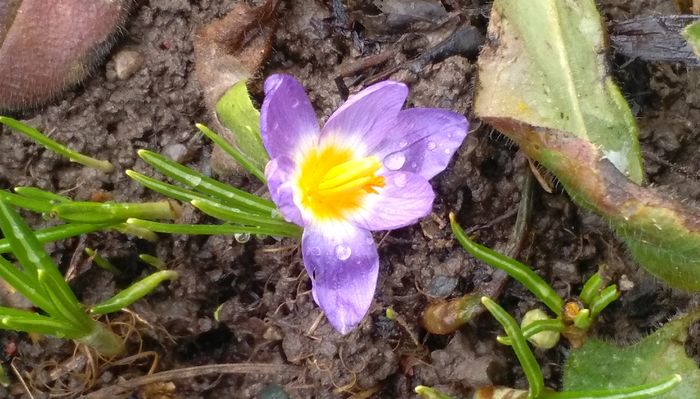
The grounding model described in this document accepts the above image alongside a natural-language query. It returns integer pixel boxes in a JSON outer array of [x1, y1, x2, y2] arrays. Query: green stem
[[126, 219, 302, 238], [0, 223, 110, 254], [75, 322, 125, 357], [540, 374, 681, 399], [451, 214, 564, 316], [589, 285, 620, 318], [497, 318, 565, 346], [13, 186, 71, 203], [137, 150, 275, 214], [90, 270, 179, 315], [0, 116, 114, 172], [53, 201, 176, 223], [579, 273, 603, 306], [85, 248, 121, 275], [481, 297, 543, 399], [196, 123, 267, 183]]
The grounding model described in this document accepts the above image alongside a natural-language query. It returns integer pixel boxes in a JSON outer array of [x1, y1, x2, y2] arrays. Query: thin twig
[[82, 363, 301, 399]]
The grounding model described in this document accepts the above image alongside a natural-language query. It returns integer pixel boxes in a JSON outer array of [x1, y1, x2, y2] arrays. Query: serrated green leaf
[[563, 310, 700, 398], [215, 80, 269, 172]]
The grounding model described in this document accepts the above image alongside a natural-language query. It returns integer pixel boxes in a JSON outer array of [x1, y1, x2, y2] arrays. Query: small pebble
[[112, 49, 144, 80], [162, 143, 191, 163]]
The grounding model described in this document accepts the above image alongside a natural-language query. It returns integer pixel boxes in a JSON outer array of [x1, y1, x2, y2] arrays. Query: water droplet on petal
[[444, 148, 452, 155], [411, 162, 418, 169], [335, 245, 352, 261], [309, 246, 322, 256], [393, 174, 408, 188], [427, 141, 437, 150], [384, 152, 406, 170], [234, 233, 251, 243], [399, 139, 408, 148]]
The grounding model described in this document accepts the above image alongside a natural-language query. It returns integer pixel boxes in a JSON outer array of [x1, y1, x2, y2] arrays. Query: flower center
[[296, 144, 385, 221]]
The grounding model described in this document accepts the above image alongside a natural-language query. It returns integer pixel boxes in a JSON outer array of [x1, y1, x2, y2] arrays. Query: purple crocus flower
[[261, 74, 468, 334]]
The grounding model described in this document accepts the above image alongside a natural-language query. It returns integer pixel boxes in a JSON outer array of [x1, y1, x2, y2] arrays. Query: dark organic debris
[[610, 15, 700, 66]]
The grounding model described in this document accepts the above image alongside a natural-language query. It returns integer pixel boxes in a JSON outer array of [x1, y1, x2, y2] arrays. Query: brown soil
[[0, 0, 699, 398]]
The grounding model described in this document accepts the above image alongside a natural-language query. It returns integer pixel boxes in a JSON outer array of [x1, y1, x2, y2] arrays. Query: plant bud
[[521, 309, 560, 350]]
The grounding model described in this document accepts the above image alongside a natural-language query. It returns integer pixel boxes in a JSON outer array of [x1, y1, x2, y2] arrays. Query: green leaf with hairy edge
[[474, 0, 700, 291], [683, 20, 700, 59], [474, 0, 643, 183], [215, 80, 269, 172], [563, 309, 700, 398]]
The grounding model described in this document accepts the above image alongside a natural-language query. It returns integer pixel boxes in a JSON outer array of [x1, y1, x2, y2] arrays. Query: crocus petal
[[261, 74, 320, 159], [349, 171, 435, 231], [374, 108, 468, 180], [265, 156, 304, 226], [302, 223, 379, 334], [320, 81, 408, 153]]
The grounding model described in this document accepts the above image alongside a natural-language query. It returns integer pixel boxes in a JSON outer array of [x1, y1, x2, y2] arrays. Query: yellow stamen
[[296, 144, 385, 221]]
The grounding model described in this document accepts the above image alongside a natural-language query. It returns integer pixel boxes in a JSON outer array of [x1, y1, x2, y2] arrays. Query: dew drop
[[309, 246, 322, 256], [393, 174, 408, 188], [398, 139, 408, 148], [384, 152, 406, 170], [335, 244, 352, 261], [291, 99, 300, 108], [427, 141, 437, 150], [444, 148, 451, 155], [234, 233, 251, 243], [411, 162, 418, 169], [270, 209, 280, 218]]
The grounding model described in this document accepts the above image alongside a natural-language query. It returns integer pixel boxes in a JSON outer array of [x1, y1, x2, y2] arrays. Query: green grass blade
[[0, 306, 82, 338], [0, 223, 109, 254], [190, 197, 297, 230], [53, 201, 176, 223], [0, 116, 114, 172], [14, 187, 71, 203], [0, 256, 55, 312], [0, 200, 86, 324], [126, 169, 209, 204], [196, 123, 266, 183], [451, 213, 564, 316], [137, 150, 275, 214], [579, 272, 604, 306], [90, 270, 178, 315], [0, 190, 54, 213], [482, 296, 544, 399], [126, 218, 302, 238], [541, 374, 681, 399]]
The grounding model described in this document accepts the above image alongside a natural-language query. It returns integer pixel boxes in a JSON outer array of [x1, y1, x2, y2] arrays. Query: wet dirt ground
[[0, 0, 699, 398]]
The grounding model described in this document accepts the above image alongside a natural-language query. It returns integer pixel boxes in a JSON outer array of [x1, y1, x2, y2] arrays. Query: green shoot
[[0, 116, 114, 172], [138, 254, 166, 270], [85, 248, 121, 275], [450, 213, 563, 316], [482, 296, 543, 399], [90, 270, 178, 315], [196, 123, 266, 183], [0, 199, 123, 356]]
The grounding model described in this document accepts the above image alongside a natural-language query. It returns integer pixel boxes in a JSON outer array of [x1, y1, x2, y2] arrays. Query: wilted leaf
[[475, 0, 700, 291], [474, 0, 644, 183], [194, 0, 279, 176], [215, 81, 268, 172], [563, 309, 700, 398]]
